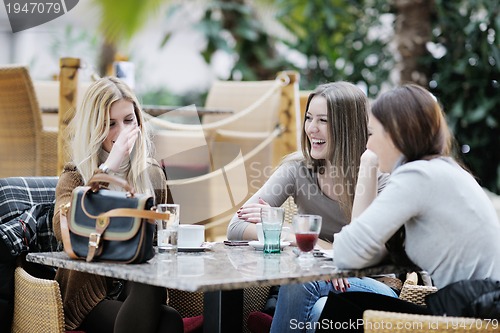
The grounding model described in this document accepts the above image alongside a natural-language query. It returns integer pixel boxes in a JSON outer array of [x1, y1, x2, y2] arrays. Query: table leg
[[203, 289, 243, 333]]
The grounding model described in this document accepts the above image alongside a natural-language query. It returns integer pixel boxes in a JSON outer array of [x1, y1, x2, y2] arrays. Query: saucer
[[248, 241, 290, 251], [178, 242, 214, 252]]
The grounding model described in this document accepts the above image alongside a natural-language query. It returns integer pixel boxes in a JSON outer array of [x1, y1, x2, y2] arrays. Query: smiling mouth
[[310, 139, 326, 147]]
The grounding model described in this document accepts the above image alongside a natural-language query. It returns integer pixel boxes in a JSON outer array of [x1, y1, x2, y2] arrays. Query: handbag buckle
[[87, 232, 102, 262], [88, 232, 101, 249], [60, 203, 70, 216]]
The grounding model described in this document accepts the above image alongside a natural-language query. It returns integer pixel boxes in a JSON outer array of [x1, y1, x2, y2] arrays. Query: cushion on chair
[[0, 176, 59, 255], [247, 311, 272, 333], [182, 315, 203, 333]]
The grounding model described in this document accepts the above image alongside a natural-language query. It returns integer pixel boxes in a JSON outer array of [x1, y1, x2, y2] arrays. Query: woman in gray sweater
[[227, 82, 398, 331], [317, 84, 500, 332], [227, 82, 372, 246]]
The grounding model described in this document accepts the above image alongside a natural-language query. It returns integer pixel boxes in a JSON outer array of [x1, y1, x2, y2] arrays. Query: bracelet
[[98, 163, 111, 174]]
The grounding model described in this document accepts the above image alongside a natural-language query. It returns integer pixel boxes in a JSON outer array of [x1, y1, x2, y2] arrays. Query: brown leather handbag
[[59, 173, 168, 263]]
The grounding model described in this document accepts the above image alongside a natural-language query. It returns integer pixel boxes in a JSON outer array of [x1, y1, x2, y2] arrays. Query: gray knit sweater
[[334, 157, 500, 288], [227, 160, 388, 243]]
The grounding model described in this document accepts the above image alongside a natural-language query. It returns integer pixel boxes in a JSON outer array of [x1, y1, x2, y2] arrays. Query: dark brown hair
[[371, 84, 452, 162]]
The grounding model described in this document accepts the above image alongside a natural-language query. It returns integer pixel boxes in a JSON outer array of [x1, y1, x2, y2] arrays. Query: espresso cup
[[178, 225, 205, 248]]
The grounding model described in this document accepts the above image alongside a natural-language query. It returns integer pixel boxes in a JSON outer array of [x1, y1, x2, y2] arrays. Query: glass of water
[[260, 207, 285, 254], [156, 204, 180, 254]]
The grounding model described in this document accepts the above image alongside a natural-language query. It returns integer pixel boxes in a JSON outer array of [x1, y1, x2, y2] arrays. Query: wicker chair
[[0, 65, 58, 177], [363, 274, 495, 333], [11, 266, 65, 333]]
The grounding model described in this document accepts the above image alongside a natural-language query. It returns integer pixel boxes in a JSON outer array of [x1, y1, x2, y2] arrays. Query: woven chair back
[[0, 66, 43, 177], [11, 267, 65, 333]]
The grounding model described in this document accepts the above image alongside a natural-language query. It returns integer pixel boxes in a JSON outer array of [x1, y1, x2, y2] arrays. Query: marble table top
[[27, 243, 403, 293]]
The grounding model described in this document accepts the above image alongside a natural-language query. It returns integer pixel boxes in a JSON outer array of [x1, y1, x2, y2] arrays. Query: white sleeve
[[334, 165, 428, 269]]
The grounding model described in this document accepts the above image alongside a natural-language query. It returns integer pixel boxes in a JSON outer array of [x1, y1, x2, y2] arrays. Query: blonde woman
[[53, 77, 182, 333]]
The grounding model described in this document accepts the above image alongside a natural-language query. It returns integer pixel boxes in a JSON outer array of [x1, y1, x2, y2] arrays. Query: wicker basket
[[399, 282, 438, 306]]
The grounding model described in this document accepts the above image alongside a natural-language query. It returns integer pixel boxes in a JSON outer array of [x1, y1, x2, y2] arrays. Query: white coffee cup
[[178, 225, 205, 248], [281, 226, 292, 242]]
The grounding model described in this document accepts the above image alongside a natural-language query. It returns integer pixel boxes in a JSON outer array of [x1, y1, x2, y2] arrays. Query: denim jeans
[[269, 277, 397, 333]]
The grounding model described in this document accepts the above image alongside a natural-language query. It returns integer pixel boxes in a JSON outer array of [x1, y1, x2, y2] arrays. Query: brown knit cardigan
[[53, 161, 168, 330]]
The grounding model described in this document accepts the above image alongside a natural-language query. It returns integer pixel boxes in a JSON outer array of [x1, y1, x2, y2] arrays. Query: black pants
[[0, 241, 15, 333], [80, 282, 184, 333], [316, 291, 432, 333]]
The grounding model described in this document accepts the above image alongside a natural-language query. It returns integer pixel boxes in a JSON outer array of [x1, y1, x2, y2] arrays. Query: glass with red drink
[[292, 214, 322, 266]]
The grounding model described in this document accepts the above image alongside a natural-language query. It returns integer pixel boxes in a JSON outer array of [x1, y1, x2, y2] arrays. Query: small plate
[[248, 241, 291, 251], [178, 242, 214, 252]]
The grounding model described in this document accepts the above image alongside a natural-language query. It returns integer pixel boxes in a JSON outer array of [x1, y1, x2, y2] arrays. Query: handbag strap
[[97, 208, 168, 223], [59, 203, 79, 260], [87, 173, 135, 195], [78, 186, 167, 221]]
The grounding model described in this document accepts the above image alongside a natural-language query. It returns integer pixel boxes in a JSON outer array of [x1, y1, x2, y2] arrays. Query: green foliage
[[92, 0, 165, 44], [185, 0, 290, 80], [428, 0, 500, 193], [139, 89, 206, 107], [275, 0, 395, 96]]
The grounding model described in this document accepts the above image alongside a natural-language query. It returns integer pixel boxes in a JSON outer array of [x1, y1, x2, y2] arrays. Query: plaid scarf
[[0, 177, 60, 256]]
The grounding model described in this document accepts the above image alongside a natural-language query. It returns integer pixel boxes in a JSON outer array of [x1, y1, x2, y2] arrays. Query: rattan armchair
[[11, 267, 65, 333], [364, 274, 495, 333], [0, 65, 58, 177]]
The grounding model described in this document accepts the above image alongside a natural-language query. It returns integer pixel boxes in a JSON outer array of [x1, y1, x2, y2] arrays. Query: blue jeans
[[269, 277, 397, 333]]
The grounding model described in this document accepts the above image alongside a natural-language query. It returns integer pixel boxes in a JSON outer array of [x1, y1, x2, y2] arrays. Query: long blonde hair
[[68, 77, 154, 195], [300, 82, 369, 218]]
